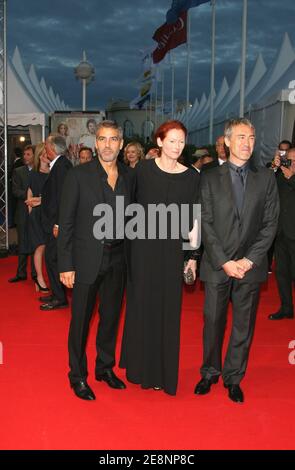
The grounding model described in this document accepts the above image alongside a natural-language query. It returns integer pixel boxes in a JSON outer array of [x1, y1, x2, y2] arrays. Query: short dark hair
[[96, 120, 123, 139], [224, 118, 255, 139], [279, 140, 292, 149], [24, 144, 34, 153], [78, 146, 93, 158]]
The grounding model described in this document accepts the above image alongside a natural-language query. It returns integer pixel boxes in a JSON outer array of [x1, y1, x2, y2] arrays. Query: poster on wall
[[50, 111, 105, 165]]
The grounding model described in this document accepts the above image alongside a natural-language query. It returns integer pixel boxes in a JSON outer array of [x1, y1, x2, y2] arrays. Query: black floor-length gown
[[120, 159, 199, 395]]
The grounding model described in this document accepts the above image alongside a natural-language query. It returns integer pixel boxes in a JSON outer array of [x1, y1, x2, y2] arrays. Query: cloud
[[7, 0, 295, 109]]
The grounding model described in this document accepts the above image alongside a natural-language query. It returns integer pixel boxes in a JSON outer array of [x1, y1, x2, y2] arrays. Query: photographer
[[269, 147, 295, 320], [268, 140, 292, 171]]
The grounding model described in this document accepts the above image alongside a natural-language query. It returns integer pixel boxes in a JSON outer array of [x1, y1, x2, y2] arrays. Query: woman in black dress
[[120, 120, 200, 395], [25, 143, 50, 292]]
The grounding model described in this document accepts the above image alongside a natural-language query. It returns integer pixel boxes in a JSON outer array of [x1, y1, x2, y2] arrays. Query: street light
[[74, 51, 95, 111]]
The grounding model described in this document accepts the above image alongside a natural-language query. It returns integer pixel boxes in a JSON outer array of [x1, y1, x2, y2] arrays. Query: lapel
[[43, 155, 64, 190], [117, 161, 131, 205], [87, 159, 105, 202]]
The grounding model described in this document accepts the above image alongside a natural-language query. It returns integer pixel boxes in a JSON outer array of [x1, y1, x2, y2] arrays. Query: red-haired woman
[[120, 120, 200, 395]]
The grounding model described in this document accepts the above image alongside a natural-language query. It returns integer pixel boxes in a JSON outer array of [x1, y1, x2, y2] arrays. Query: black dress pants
[[68, 243, 125, 385], [45, 232, 67, 303], [275, 232, 295, 316], [200, 279, 260, 385], [16, 253, 36, 279]]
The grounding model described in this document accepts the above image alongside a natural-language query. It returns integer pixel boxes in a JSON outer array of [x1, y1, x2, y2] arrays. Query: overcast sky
[[7, 0, 295, 110]]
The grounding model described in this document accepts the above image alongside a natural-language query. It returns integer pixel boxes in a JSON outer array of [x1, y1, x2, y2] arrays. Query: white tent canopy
[[188, 33, 295, 163], [7, 46, 70, 142]]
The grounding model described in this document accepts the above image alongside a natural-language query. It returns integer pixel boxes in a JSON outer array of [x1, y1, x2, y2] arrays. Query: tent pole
[[279, 99, 285, 141]]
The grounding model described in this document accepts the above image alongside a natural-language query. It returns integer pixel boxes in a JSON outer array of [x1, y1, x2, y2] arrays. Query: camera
[[279, 150, 291, 167]]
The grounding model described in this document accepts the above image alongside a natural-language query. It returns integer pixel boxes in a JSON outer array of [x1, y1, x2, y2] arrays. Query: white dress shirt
[[49, 154, 62, 170]]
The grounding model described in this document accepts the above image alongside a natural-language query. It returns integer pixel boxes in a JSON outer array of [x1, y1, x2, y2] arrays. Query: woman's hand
[[184, 259, 197, 280], [25, 197, 41, 207]]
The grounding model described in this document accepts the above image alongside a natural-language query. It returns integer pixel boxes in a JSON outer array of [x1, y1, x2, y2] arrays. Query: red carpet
[[0, 255, 294, 450]]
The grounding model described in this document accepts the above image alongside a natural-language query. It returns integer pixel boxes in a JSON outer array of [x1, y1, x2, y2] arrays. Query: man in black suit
[[11, 147, 24, 171], [269, 148, 295, 320], [9, 145, 36, 282], [58, 120, 134, 400], [39, 134, 72, 311], [194, 118, 279, 403]]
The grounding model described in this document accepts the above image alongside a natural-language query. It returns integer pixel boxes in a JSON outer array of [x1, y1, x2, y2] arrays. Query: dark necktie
[[233, 167, 245, 216]]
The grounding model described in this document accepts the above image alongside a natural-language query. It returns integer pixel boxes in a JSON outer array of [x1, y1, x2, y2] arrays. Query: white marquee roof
[[183, 33, 295, 132], [7, 46, 70, 126]]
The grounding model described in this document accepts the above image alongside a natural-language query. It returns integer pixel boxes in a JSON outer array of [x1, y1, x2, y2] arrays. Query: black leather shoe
[[71, 380, 96, 400], [194, 376, 219, 395], [224, 384, 244, 403], [40, 299, 69, 311], [95, 369, 126, 389], [39, 295, 54, 302], [268, 311, 293, 320], [8, 275, 27, 283]]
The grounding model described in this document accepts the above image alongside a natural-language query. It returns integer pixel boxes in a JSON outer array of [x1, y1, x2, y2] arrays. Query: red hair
[[154, 120, 187, 142]]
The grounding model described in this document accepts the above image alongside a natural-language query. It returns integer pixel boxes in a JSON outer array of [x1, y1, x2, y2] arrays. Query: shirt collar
[[96, 157, 123, 179], [49, 154, 62, 170], [228, 160, 249, 173]]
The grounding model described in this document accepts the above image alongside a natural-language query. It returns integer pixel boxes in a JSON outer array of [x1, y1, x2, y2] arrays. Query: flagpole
[[209, 0, 216, 144], [161, 67, 164, 123], [186, 9, 191, 129], [239, 0, 247, 117], [149, 91, 153, 141], [154, 73, 158, 130], [145, 100, 148, 143], [171, 51, 175, 119]]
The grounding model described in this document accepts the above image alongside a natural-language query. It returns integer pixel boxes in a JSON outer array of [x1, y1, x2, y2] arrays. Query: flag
[[130, 48, 155, 109], [129, 93, 151, 110], [166, 0, 210, 24], [129, 80, 154, 109], [152, 11, 187, 64]]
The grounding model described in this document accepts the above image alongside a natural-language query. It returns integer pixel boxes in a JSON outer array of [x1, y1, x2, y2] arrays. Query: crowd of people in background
[[6, 117, 295, 403]]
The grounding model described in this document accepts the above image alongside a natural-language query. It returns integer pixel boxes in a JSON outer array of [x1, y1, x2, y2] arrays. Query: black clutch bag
[[183, 261, 195, 285]]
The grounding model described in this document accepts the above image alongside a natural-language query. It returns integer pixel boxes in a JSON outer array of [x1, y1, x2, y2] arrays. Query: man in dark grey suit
[[194, 118, 279, 403], [39, 134, 72, 310], [58, 120, 135, 401], [9, 145, 36, 282]]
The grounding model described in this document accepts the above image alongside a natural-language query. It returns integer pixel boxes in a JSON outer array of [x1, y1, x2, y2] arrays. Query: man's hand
[[53, 225, 59, 238], [272, 152, 281, 169], [184, 259, 197, 281], [236, 258, 253, 274], [60, 271, 75, 289], [222, 260, 245, 279], [281, 165, 295, 180]]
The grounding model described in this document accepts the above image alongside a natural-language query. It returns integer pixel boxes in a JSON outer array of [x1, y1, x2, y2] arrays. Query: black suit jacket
[[57, 159, 135, 284], [12, 165, 31, 227], [41, 155, 72, 234], [276, 172, 295, 240], [199, 161, 279, 283]]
